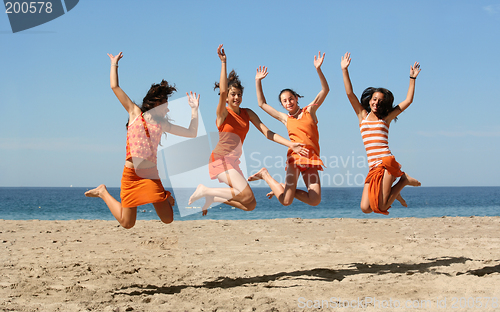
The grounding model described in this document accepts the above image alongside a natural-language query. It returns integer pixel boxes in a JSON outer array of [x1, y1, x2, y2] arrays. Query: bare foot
[[266, 190, 275, 199], [247, 167, 268, 182], [266, 183, 285, 199], [404, 173, 421, 187], [85, 184, 106, 198], [188, 184, 206, 205], [201, 196, 214, 216], [167, 195, 175, 206], [396, 193, 407, 207]]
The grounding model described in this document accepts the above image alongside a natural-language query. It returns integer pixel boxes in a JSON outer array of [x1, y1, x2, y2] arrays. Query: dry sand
[[1, 217, 499, 311]]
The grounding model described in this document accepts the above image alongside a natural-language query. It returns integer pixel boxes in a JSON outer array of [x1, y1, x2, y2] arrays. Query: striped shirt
[[360, 114, 392, 169]]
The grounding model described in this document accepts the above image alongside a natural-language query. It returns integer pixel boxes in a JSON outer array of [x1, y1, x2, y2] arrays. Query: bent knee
[[161, 216, 174, 224], [242, 197, 257, 211], [282, 197, 294, 206], [360, 204, 372, 214], [309, 197, 321, 206], [239, 188, 255, 203], [121, 220, 136, 229]]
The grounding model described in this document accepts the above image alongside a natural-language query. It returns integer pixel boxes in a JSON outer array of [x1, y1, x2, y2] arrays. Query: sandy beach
[[1, 217, 499, 311]]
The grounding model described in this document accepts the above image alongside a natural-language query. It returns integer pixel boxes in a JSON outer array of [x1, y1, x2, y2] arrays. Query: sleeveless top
[[126, 113, 163, 164], [286, 106, 323, 166], [211, 107, 250, 160], [360, 113, 392, 169]]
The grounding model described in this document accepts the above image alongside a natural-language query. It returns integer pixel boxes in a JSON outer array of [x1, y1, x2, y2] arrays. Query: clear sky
[[1, 0, 499, 187]]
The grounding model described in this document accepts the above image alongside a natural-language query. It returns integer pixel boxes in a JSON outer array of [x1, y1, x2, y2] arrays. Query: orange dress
[[121, 114, 170, 208], [286, 106, 324, 172], [209, 107, 250, 180], [360, 114, 403, 215]]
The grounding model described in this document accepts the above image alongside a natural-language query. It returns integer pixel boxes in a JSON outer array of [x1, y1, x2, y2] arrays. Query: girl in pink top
[[85, 52, 200, 229]]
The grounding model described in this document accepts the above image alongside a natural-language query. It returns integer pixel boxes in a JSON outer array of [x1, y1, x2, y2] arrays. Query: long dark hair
[[126, 80, 176, 128], [361, 87, 397, 121], [214, 70, 244, 94]]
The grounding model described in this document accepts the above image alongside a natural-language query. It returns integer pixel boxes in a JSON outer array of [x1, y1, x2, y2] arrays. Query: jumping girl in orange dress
[[188, 44, 306, 215], [85, 52, 200, 228], [341, 52, 421, 215], [248, 52, 329, 207]]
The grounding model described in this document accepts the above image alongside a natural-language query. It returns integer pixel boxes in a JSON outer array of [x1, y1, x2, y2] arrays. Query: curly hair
[[278, 88, 303, 105], [214, 70, 244, 94], [141, 80, 177, 113], [125, 80, 176, 129], [361, 87, 398, 121]]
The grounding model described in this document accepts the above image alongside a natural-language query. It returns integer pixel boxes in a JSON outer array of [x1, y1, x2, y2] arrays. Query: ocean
[[1, 187, 499, 221]]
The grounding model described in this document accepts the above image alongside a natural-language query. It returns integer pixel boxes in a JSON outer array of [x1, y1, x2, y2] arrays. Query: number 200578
[[5, 2, 53, 14]]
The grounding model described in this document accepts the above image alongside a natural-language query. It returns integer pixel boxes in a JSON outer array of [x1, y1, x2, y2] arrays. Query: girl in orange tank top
[[248, 52, 329, 207], [188, 45, 307, 215], [341, 52, 422, 215], [85, 51, 200, 229]]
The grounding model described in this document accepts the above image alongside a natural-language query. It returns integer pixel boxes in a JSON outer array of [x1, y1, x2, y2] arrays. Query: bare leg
[[248, 166, 300, 206], [152, 199, 174, 224], [85, 184, 137, 229], [360, 183, 373, 214], [188, 169, 256, 214], [292, 168, 321, 206], [379, 172, 421, 212], [396, 193, 407, 207]]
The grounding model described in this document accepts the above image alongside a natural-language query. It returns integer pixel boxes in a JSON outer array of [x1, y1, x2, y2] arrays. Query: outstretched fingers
[[341, 52, 351, 69], [256, 66, 268, 80], [314, 51, 325, 68], [410, 62, 421, 78], [107, 52, 123, 64], [186, 91, 200, 109]]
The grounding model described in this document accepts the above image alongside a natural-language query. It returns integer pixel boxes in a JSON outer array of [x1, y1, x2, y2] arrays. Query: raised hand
[[217, 44, 226, 63], [410, 62, 421, 78], [341, 52, 351, 70], [108, 52, 123, 65], [255, 66, 268, 81], [314, 51, 325, 69], [186, 91, 200, 109]]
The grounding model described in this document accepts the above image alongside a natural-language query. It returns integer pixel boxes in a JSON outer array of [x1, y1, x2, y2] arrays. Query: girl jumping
[[188, 44, 306, 215], [85, 52, 200, 228], [341, 52, 421, 215], [248, 52, 329, 207]]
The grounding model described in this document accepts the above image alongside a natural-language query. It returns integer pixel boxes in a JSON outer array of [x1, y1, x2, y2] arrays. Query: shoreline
[[1, 217, 500, 311]]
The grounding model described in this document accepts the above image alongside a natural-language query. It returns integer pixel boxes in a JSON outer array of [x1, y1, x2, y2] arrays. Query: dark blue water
[[0, 187, 499, 221]]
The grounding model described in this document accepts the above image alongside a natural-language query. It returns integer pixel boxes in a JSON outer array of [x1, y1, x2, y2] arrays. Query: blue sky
[[1, 0, 499, 187]]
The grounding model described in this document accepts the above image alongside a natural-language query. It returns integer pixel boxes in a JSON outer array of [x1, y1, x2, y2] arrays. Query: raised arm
[[164, 92, 200, 138], [255, 66, 287, 125], [341, 52, 365, 121], [308, 52, 330, 116], [247, 109, 307, 155], [215, 44, 229, 128], [386, 62, 421, 122], [107, 52, 140, 116]]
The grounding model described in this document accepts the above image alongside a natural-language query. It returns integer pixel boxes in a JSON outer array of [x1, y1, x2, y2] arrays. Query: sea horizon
[[1, 186, 499, 221]]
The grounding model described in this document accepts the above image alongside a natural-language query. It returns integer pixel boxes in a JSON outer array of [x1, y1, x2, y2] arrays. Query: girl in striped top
[[341, 52, 421, 215]]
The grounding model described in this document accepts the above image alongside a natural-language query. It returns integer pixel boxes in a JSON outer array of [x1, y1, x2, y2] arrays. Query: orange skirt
[[120, 166, 170, 208], [365, 156, 403, 215], [208, 153, 244, 181], [287, 149, 324, 172]]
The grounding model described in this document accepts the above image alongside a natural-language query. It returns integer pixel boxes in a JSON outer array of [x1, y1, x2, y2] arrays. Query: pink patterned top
[[126, 114, 163, 164]]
